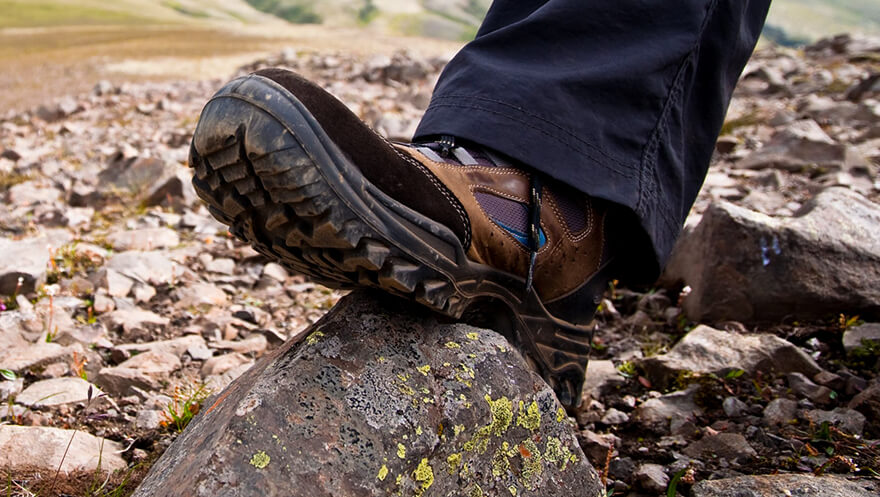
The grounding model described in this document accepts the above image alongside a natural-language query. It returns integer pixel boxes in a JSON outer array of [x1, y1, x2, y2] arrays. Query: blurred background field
[[2, 0, 879, 113]]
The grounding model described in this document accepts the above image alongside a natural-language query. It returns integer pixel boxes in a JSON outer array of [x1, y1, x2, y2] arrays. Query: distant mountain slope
[[0, 0, 283, 28], [765, 0, 880, 45], [243, 0, 491, 40], [242, 0, 880, 44]]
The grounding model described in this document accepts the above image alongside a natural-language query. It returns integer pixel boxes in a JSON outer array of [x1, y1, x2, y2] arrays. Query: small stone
[[262, 262, 288, 282], [211, 335, 268, 356], [633, 387, 703, 434], [176, 282, 227, 308], [600, 408, 629, 425], [842, 323, 880, 355], [201, 353, 252, 378], [206, 258, 236, 275], [0, 425, 126, 473], [576, 430, 619, 465], [722, 397, 749, 418], [634, 463, 669, 493], [106, 308, 170, 339], [763, 398, 798, 426], [806, 408, 866, 436], [105, 228, 180, 251], [136, 409, 166, 430], [691, 473, 879, 497], [639, 325, 821, 388], [133, 283, 157, 303], [16, 377, 102, 407], [683, 432, 756, 462], [580, 360, 626, 402], [787, 372, 833, 404]]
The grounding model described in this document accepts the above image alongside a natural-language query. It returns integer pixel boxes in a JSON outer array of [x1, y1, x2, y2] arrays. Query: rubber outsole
[[188, 74, 599, 407]]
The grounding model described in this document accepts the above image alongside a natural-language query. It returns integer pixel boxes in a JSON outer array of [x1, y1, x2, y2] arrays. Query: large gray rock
[[133, 292, 604, 497], [661, 187, 880, 322], [15, 377, 103, 407], [638, 325, 821, 388], [691, 474, 879, 497], [0, 425, 126, 474], [842, 322, 880, 354]]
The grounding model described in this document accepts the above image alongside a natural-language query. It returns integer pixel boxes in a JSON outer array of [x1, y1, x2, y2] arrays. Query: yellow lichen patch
[[497, 344, 507, 352], [445, 341, 461, 349], [491, 443, 511, 477], [416, 426, 423, 436], [379, 356, 386, 363], [508, 485, 518, 495], [397, 443, 406, 459], [458, 393, 472, 408], [466, 332, 479, 340], [556, 407, 567, 423], [454, 424, 466, 437], [443, 362, 452, 367], [543, 436, 573, 470], [413, 458, 435, 495], [377, 464, 389, 481], [518, 439, 543, 490], [464, 395, 513, 454], [469, 484, 484, 497], [516, 400, 541, 431], [249, 450, 270, 469], [417, 365, 431, 376], [305, 330, 324, 346], [486, 395, 513, 436], [446, 452, 462, 474]]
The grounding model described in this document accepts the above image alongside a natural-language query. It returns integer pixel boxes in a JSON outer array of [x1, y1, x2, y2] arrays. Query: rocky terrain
[[0, 33, 878, 496]]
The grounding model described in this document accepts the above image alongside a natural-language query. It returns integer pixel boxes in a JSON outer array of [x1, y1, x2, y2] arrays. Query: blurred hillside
[[3, 0, 879, 44]]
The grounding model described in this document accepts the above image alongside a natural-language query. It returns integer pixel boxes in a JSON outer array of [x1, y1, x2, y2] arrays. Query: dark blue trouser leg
[[415, 0, 771, 279]]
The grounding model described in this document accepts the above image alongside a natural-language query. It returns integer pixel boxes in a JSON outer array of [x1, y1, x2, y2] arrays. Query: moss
[[416, 365, 431, 376], [446, 452, 462, 474], [397, 443, 406, 459], [249, 450, 270, 469], [516, 400, 541, 431], [377, 464, 389, 481], [413, 458, 435, 495]]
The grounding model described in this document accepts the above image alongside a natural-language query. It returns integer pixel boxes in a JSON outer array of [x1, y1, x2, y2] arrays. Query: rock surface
[[0, 425, 126, 473], [133, 292, 604, 497], [662, 188, 880, 322], [691, 474, 879, 496], [638, 325, 822, 387]]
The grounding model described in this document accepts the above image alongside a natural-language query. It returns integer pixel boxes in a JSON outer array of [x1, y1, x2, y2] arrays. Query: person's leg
[[416, 0, 771, 278]]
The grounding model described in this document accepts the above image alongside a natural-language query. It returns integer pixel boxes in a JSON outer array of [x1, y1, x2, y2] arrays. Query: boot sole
[[189, 74, 601, 407]]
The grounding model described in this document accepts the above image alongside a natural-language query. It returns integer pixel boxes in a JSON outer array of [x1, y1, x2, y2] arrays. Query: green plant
[[162, 382, 212, 432], [616, 361, 637, 378], [0, 369, 14, 381]]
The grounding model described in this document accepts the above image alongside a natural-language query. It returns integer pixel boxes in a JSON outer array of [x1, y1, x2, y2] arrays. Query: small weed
[[47, 243, 102, 283], [616, 361, 637, 378], [161, 382, 212, 433]]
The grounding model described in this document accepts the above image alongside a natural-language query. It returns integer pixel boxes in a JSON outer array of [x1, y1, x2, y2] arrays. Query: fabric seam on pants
[[636, 0, 720, 237]]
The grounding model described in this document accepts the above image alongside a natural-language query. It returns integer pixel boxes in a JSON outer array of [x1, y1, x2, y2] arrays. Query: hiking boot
[[188, 68, 618, 407]]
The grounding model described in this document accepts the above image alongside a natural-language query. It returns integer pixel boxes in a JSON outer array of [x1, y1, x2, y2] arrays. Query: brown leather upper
[[398, 146, 607, 303]]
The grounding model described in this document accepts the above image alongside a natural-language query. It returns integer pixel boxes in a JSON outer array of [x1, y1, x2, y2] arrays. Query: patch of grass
[[244, 0, 321, 24], [0, 1, 151, 28], [161, 382, 211, 433], [47, 242, 103, 283], [0, 171, 33, 190], [162, 1, 210, 19]]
